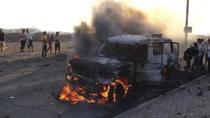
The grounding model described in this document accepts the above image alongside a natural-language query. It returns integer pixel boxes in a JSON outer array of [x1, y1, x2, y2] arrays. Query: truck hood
[[69, 56, 132, 83], [70, 56, 130, 70]]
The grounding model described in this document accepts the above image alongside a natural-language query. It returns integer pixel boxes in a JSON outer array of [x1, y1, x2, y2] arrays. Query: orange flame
[[59, 76, 130, 104], [115, 77, 131, 96]]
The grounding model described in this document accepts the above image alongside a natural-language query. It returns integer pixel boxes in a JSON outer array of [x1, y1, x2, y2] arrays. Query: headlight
[[66, 75, 80, 82], [66, 75, 71, 81], [65, 63, 73, 75]]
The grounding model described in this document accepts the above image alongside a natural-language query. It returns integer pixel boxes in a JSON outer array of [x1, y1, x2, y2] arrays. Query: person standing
[[48, 34, 54, 54], [26, 29, 34, 52], [20, 29, 26, 52], [207, 39, 210, 73], [41, 31, 48, 57], [192, 43, 200, 71], [184, 43, 199, 71], [0, 28, 5, 53], [197, 38, 206, 69], [54, 32, 60, 55]]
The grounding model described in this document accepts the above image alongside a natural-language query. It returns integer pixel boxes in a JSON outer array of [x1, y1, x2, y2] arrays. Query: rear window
[[153, 42, 163, 55], [152, 42, 173, 55]]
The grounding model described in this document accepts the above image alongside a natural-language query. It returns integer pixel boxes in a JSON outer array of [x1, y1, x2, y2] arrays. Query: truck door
[[134, 43, 163, 83], [135, 42, 173, 83], [162, 42, 180, 67], [171, 42, 179, 68]]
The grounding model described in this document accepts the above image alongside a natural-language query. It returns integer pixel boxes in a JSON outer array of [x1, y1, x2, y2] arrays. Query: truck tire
[[108, 84, 125, 103]]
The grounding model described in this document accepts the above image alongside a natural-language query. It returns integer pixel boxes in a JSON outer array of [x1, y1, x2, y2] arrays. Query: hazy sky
[[0, 0, 210, 34], [0, 0, 95, 32]]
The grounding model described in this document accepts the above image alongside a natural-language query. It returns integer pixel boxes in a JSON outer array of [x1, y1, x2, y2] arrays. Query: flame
[[115, 77, 131, 96], [59, 76, 130, 104], [59, 83, 86, 104]]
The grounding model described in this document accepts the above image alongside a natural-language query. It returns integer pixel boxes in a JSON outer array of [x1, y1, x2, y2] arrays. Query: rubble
[[9, 96, 15, 99], [196, 91, 204, 96]]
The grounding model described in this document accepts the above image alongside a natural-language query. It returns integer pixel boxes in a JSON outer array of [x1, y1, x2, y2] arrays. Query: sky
[[0, 0, 210, 35]]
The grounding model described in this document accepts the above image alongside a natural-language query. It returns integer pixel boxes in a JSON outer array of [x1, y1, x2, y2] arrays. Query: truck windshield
[[98, 43, 138, 61]]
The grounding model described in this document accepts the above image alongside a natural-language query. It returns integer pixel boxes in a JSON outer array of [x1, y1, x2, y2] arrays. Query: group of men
[[40, 31, 61, 57], [19, 29, 61, 57], [20, 29, 33, 52], [184, 38, 210, 72], [0, 28, 61, 58]]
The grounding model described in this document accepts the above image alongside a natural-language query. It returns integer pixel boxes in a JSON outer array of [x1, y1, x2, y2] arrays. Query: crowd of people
[[40, 31, 61, 57], [184, 38, 210, 73], [20, 29, 33, 52], [0, 28, 61, 58]]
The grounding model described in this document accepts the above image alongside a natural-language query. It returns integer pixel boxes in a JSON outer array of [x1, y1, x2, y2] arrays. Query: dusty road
[[0, 42, 118, 118]]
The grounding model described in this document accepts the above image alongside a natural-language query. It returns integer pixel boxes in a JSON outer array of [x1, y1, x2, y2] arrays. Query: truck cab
[[98, 35, 179, 83]]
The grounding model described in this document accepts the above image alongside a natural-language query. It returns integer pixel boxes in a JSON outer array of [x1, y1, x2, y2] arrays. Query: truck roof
[[107, 35, 172, 45]]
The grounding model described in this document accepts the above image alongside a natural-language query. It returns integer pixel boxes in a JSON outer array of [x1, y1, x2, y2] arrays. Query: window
[[99, 43, 138, 61], [136, 45, 148, 63], [153, 42, 163, 55], [163, 43, 172, 54]]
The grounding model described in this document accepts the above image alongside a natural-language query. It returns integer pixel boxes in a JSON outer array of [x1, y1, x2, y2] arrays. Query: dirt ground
[[0, 41, 205, 118], [0, 41, 74, 61], [0, 41, 118, 118]]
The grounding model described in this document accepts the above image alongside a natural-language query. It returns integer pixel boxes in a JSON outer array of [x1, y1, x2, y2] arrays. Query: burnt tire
[[108, 84, 125, 103]]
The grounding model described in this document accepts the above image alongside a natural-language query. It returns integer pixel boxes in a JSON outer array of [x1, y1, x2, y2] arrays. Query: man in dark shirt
[[54, 32, 60, 55], [0, 28, 5, 52], [184, 43, 199, 70]]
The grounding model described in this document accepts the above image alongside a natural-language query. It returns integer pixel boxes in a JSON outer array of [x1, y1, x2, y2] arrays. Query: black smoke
[[74, 0, 163, 54], [92, 1, 163, 40]]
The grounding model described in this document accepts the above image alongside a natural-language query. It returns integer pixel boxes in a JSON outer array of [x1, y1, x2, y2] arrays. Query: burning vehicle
[[59, 35, 179, 104]]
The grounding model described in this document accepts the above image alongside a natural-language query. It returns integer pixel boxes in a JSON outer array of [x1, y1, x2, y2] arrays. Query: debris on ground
[[196, 91, 204, 96], [9, 96, 15, 99], [176, 112, 182, 115], [41, 63, 50, 67], [33, 88, 43, 91], [57, 114, 62, 118]]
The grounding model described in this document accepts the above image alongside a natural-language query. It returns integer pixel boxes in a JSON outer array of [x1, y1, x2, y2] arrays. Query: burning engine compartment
[[58, 55, 133, 105], [59, 75, 130, 105]]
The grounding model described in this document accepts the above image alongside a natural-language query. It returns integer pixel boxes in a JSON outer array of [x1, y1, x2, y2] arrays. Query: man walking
[[26, 29, 34, 52], [20, 29, 26, 52]]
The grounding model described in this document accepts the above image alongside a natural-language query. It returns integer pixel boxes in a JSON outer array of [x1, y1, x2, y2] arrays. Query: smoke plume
[[92, 0, 163, 40], [74, 0, 164, 54]]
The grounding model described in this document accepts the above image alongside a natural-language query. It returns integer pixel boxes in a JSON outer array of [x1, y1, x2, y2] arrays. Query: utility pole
[[185, 0, 189, 46]]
